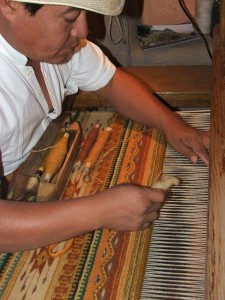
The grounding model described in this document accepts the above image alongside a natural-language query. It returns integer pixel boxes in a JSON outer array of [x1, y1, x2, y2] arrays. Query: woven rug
[[0, 111, 166, 300]]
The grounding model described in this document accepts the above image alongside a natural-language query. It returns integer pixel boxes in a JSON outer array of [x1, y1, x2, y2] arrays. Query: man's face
[[7, 4, 88, 64]]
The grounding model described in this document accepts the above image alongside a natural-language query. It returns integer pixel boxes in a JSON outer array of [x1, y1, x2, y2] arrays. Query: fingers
[[140, 188, 170, 229], [143, 186, 167, 205], [190, 151, 209, 166], [188, 130, 209, 166], [140, 211, 160, 230], [145, 211, 159, 222], [99, 184, 168, 232], [186, 148, 209, 166], [202, 130, 210, 149], [129, 186, 166, 228], [142, 187, 167, 215], [165, 119, 210, 166], [177, 129, 210, 166], [194, 130, 210, 164]]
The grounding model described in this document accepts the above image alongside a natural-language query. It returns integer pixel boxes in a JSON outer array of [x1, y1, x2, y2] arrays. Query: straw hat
[[14, 0, 126, 16]]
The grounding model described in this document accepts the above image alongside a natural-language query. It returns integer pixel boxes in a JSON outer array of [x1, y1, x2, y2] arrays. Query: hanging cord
[[178, 0, 212, 60], [107, 14, 132, 66], [210, 0, 220, 36]]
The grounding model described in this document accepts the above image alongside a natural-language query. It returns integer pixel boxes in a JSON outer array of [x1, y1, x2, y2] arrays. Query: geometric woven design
[[0, 111, 166, 300]]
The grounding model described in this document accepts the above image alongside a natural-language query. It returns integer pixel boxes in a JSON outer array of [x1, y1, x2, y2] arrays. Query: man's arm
[[96, 68, 210, 166], [0, 184, 166, 253]]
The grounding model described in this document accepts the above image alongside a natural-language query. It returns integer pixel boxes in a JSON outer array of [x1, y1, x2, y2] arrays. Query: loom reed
[[141, 110, 210, 300]]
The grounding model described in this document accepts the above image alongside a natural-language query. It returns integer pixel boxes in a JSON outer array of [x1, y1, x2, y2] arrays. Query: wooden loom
[[138, 5, 225, 297], [144, 3, 225, 299], [73, 3, 225, 299]]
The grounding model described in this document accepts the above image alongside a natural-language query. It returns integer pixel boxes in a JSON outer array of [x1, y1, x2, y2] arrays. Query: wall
[[141, 0, 196, 25], [87, 0, 212, 67]]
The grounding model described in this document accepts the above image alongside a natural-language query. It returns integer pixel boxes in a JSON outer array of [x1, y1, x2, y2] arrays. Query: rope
[[179, 0, 213, 60], [107, 14, 132, 66]]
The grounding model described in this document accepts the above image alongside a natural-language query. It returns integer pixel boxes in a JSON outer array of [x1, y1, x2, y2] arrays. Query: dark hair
[[23, 3, 43, 15]]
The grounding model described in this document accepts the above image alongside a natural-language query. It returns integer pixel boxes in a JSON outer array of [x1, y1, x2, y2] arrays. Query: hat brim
[[14, 0, 126, 16]]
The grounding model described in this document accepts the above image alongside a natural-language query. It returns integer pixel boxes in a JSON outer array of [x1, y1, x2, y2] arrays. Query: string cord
[[31, 145, 57, 153], [107, 15, 132, 66], [178, 0, 213, 60]]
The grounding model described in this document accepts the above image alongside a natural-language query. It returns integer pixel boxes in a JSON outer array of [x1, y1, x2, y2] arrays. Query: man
[[0, 0, 209, 253]]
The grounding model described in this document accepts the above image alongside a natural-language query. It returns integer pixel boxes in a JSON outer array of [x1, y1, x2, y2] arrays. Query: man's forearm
[[96, 68, 177, 131], [0, 183, 167, 253], [0, 197, 101, 253]]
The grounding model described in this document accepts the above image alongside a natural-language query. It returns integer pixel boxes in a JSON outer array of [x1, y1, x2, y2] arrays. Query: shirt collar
[[0, 34, 29, 65]]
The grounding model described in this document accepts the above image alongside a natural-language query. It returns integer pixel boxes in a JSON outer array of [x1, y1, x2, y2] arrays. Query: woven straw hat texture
[[14, 0, 126, 15]]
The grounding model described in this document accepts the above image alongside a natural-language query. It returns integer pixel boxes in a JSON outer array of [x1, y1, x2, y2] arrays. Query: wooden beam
[[206, 24, 225, 300], [73, 66, 212, 110], [221, 0, 225, 44]]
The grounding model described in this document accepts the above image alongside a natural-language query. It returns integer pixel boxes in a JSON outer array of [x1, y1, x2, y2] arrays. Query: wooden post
[[221, 0, 225, 44], [206, 1, 225, 298]]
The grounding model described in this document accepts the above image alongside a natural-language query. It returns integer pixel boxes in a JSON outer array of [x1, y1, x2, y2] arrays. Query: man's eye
[[64, 18, 76, 24]]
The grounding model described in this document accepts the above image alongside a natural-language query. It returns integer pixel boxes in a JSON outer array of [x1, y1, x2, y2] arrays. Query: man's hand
[[95, 184, 167, 231], [96, 69, 210, 167], [164, 115, 210, 166]]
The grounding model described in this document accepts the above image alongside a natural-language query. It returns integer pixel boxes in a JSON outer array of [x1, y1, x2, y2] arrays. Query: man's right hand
[[94, 184, 167, 231]]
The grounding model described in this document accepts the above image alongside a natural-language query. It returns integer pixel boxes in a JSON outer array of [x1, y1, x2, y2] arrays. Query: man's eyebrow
[[63, 7, 81, 13]]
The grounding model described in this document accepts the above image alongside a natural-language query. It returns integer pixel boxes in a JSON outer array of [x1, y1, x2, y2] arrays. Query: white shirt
[[0, 36, 116, 175]]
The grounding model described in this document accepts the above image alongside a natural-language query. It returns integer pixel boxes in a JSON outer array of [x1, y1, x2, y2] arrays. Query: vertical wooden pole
[[221, 0, 225, 44], [206, 1, 225, 298]]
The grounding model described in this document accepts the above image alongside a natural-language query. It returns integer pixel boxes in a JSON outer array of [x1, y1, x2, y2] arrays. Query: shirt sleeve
[[66, 39, 116, 92]]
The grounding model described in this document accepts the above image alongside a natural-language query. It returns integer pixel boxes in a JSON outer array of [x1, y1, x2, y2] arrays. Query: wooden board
[[206, 19, 225, 300], [73, 65, 212, 110], [12, 114, 81, 202]]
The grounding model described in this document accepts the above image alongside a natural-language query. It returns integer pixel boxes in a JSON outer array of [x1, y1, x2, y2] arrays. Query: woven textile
[[0, 111, 166, 300]]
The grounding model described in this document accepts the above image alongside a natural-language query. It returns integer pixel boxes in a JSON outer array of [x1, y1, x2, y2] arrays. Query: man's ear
[[0, 0, 20, 17]]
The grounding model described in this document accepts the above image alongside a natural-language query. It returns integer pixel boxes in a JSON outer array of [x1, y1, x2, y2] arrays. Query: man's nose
[[70, 11, 88, 39]]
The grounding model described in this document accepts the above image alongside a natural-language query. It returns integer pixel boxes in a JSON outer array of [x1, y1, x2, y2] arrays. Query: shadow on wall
[[87, 0, 144, 66]]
